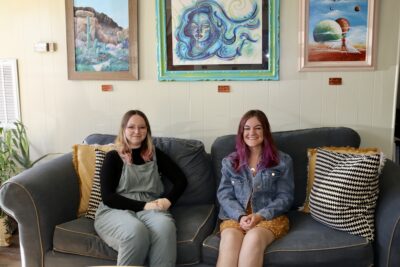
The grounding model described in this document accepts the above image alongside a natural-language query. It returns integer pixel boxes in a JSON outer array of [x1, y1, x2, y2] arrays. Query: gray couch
[[0, 127, 399, 267]]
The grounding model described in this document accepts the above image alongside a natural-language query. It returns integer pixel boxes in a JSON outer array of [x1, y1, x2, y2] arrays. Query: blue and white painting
[[172, 0, 262, 65]]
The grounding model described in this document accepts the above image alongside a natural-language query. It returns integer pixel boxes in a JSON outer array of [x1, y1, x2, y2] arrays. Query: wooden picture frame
[[299, 0, 377, 71], [156, 0, 280, 81], [65, 0, 138, 80]]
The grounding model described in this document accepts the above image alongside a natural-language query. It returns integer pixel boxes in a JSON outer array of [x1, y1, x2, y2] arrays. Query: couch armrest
[[0, 153, 80, 267], [375, 159, 400, 267]]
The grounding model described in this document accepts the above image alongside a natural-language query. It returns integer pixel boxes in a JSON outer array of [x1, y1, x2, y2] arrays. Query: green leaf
[[11, 129, 17, 137], [0, 121, 32, 184]]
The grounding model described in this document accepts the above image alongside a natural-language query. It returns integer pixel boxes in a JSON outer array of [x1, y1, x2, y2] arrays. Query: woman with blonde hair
[[94, 110, 187, 266]]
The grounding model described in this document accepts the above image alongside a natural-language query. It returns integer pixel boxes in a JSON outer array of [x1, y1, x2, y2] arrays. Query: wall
[[0, 0, 399, 160]]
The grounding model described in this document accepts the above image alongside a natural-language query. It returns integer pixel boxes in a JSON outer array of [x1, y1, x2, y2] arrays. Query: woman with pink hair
[[217, 110, 294, 267]]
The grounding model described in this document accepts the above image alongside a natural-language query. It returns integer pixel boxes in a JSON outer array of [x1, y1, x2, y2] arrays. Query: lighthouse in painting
[[308, 0, 368, 62]]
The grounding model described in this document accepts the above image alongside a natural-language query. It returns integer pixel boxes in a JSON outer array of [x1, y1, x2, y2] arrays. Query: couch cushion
[[53, 217, 117, 260], [211, 127, 360, 210], [153, 137, 215, 205], [174, 204, 216, 264], [72, 143, 115, 216], [309, 148, 383, 241], [54, 204, 216, 265], [84, 134, 215, 206], [85, 149, 107, 220], [302, 146, 380, 213], [84, 134, 116, 145], [202, 211, 373, 267]]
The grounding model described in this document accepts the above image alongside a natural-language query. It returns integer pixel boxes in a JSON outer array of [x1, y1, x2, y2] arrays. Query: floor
[[0, 234, 20, 267]]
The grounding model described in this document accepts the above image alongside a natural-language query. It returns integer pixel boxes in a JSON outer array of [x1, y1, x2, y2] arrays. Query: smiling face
[[124, 114, 148, 149], [243, 116, 264, 150]]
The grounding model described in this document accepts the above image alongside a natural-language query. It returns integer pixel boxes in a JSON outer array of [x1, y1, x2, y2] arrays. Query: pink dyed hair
[[115, 110, 154, 163], [232, 110, 279, 171]]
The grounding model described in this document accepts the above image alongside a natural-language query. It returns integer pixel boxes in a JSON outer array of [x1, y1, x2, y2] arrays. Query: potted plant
[[0, 121, 46, 246]]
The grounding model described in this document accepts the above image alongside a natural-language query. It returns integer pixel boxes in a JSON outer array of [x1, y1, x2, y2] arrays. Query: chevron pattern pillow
[[301, 146, 379, 213], [309, 148, 384, 241], [85, 149, 107, 220]]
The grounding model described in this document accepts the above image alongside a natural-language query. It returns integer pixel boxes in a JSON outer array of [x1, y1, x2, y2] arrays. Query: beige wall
[[0, 0, 399, 159]]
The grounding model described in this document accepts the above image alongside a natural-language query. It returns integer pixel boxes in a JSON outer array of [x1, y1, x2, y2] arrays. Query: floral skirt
[[219, 215, 289, 239]]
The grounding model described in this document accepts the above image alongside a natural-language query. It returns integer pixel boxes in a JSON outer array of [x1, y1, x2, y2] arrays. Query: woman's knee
[[146, 213, 176, 239], [244, 227, 275, 248], [220, 228, 244, 245], [123, 221, 150, 243], [154, 221, 177, 243]]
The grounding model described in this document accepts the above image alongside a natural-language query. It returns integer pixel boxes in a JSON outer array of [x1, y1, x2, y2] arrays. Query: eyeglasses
[[126, 125, 147, 131]]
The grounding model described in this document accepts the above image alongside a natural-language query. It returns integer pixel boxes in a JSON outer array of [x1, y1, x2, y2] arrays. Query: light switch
[[34, 42, 48, 52], [34, 42, 56, 52]]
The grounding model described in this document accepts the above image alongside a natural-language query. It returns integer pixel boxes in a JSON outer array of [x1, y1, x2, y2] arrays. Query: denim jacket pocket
[[230, 176, 246, 201], [261, 170, 281, 193]]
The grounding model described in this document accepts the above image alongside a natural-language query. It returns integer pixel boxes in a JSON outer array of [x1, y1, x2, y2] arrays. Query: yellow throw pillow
[[300, 146, 379, 213], [72, 143, 115, 216]]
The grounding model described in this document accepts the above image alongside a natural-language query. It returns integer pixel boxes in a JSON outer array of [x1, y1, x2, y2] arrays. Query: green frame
[[156, 0, 280, 81]]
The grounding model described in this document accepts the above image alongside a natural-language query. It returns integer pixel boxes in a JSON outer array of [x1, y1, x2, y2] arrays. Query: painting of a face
[[190, 13, 211, 42], [172, 0, 263, 65]]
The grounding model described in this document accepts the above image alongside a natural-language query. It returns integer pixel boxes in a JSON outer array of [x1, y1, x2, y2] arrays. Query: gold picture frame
[[299, 0, 377, 71], [65, 0, 138, 80]]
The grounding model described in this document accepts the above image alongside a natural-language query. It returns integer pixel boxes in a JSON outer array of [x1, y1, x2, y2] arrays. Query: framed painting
[[299, 0, 377, 71], [65, 0, 138, 80], [156, 0, 280, 81]]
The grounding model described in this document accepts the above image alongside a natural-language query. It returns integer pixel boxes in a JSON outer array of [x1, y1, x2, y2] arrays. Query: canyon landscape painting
[[66, 0, 138, 80]]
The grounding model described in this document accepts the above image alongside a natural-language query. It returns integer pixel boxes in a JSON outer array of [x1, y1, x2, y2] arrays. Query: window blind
[[0, 59, 20, 128]]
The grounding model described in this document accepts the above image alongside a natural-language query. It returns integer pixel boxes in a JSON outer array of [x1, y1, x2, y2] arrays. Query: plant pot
[[0, 217, 11, 246]]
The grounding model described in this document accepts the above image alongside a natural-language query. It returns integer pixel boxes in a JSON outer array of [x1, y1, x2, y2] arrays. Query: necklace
[[249, 153, 260, 176]]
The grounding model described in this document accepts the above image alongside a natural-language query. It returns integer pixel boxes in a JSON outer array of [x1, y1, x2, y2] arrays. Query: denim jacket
[[217, 151, 294, 221]]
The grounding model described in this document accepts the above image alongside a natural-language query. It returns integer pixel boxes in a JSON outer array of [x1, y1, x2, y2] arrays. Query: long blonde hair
[[115, 110, 154, 163]]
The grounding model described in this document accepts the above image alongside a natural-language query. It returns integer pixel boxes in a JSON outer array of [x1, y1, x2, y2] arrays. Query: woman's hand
[[144, 198, 171, 211], [144, 201, 159, 210], [239, 213, 264, 231], [154, 198, 171, 210]]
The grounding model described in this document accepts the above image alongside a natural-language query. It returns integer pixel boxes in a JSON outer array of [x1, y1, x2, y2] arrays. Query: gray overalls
[[94, 154, 176, 267]]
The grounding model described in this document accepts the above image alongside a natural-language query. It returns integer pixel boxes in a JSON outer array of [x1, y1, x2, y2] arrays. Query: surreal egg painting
[[172, 0, 263, 65], [73, 0, 129, 72], [307, 0, 369, 62]]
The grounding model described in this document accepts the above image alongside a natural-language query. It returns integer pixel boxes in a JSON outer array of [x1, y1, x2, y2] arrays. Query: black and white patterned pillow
[[85, 149, 106, 220], [309, 148, 384, 241]]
